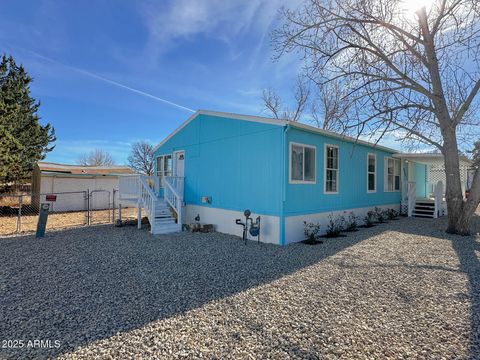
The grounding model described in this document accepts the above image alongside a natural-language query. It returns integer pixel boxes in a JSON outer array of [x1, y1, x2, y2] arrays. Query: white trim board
[[153, 109, 400, 153], [284, 203, 400, 245], [185, 205, 280, 245]]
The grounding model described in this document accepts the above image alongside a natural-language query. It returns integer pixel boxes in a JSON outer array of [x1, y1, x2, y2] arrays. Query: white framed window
[[156, 154, 172, 186], [367, 153, 376, 192], [324, 144, 339, 194], [384, 157, 401, 192], [289, 142, 316, 184]]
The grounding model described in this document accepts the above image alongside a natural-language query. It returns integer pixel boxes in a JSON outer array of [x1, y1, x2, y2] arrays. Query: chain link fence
[[0, 189, 139, 236]]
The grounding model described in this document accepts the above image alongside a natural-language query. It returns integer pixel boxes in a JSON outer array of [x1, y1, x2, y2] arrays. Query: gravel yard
[[0, 207, 137, 236], [1, 215, 479, 359]]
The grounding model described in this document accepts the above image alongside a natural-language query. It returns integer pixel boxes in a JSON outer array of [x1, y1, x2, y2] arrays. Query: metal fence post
[[112, 189, 116, 223], [87, 189, 91, 225], [17, 195, 22, 233]]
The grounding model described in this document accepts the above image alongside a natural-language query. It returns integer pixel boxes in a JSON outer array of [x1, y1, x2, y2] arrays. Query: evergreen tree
[[0, 54, 55, 188]]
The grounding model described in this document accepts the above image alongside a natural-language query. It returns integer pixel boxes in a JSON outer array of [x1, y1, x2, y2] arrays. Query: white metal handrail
[[139, 175, 156, 222], [433, 180, 444, 218], [407, 181, 416, 217], [164, 176, 184, 225]]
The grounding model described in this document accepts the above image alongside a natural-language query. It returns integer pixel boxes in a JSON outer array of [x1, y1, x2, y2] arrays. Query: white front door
[[174, 151, 185, 177]]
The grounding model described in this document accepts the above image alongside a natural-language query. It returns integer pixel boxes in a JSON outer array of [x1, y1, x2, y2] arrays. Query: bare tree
[[274, 0, 480, 235], [311, 81, 349, 131], [262, 76, 310, 122], [77, 149, 116, 166], [127, 141, 154, 175], [262, 75, 347, 130]]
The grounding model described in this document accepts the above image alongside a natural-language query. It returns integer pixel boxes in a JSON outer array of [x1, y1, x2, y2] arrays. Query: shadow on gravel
[[450, 215, 480, 360], [0, 223, 382, 359], [390, 214, 480, 359], [2, 216, 479, 359]]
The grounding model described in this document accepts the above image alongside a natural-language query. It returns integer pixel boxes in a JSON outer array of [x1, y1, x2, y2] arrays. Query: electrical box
[[201, 196, 211, 204]]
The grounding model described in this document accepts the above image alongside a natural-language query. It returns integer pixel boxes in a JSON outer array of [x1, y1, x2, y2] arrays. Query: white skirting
[[284, 203, 400, 245], [185, 205, 280, 244]]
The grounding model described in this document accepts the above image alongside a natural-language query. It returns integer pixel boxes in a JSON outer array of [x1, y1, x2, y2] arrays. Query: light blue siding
[[414, 163, 427, 198], [284, 128, 401, 216], [153, 112, 432, 245], [155, 114, 284, 215]]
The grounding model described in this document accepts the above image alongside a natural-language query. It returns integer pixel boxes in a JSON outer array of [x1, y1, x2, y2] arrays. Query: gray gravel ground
[[1, 215, 479, 359]]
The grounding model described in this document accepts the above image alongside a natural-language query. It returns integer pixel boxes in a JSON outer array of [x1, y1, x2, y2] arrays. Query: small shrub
[[325, 213, 344, 237], [303, 221, 321, 244], [345, 211, 359, 232], [364, 211, 376, 227], [386, 208, 399, 220], [375, 207, 387, 223]]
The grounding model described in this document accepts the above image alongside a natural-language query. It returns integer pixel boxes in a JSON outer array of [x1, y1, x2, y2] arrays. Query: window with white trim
[[156, 154, 172, 186], [290, 143, 316, 183], [385, 157, 401, 191], [325, 145, 339, 193], [367, 153, 376, 192]]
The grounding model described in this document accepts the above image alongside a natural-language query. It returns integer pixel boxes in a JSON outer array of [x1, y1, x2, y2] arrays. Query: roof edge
[[153, 109, 401, 154]]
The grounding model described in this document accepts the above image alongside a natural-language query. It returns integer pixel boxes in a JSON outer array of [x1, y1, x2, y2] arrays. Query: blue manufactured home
[[120, 110, 442, 245]]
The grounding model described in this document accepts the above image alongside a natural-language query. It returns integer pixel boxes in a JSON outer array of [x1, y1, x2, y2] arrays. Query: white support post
[[137, 200, 142, 229]]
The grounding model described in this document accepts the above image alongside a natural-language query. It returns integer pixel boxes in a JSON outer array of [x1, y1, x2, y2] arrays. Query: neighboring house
[[117, 110, 452, 245], [32, 162, 134, 212]]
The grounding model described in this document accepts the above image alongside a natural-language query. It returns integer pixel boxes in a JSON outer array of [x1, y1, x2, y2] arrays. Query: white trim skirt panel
[[185, 205, 280, 244], [284, 203, 400, 245]]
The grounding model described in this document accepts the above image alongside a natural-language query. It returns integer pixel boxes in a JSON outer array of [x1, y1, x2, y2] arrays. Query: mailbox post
[[36, 203, 50, 238]]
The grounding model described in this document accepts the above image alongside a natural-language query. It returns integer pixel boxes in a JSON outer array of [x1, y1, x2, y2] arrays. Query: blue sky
[[0, 0, 404, 164]]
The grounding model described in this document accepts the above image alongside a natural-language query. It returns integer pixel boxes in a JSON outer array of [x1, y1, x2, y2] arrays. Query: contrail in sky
[[8, 45, 195, 113]]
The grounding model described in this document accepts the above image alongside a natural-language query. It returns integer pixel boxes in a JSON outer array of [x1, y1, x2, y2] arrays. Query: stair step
[[154, 212, 172, 217], [151, 224, 181, 234], [415, 204, 434, 209], [414, 206, 434, 211], [414, 207, 434, 212], [412, 212, 434, 218], [154, 219, 176, 225], [416, 201, 434, 206]]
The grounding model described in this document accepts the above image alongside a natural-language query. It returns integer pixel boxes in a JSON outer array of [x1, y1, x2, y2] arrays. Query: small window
[[325, 144, 339, 193], [367, 153, 376, 192], [156, 154, 172, 186], [385, 157, 400, 191], [290, 143, 316, 183]]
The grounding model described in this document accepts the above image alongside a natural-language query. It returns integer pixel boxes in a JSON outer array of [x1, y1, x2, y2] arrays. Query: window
[[289, 143, 316, 183], [385, 157, 401, 191], [156, 154, 172, 186], [367, 153, 376, 192], [324, 144, 339, 193]]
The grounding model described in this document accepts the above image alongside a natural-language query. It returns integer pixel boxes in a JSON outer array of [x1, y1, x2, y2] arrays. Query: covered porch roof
[[392, 153, 473, 165]]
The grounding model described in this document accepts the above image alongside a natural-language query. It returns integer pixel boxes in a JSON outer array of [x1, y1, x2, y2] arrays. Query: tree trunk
[[442, 130, 468, 234], [442, 129, 480, 235], [453, 166, 480, 235]]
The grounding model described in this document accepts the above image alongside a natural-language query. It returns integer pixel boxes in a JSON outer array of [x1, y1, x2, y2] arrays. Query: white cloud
[[138, 0, 300, 62]]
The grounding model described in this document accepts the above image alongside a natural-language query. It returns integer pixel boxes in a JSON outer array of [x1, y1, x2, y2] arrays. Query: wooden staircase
[[412, 199, 435, 218], [151, 200, 181, 234], [119, 174, 183, 235]]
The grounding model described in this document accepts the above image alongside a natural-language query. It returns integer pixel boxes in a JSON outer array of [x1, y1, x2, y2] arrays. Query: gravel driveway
[[1, 216, 479, 359]]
